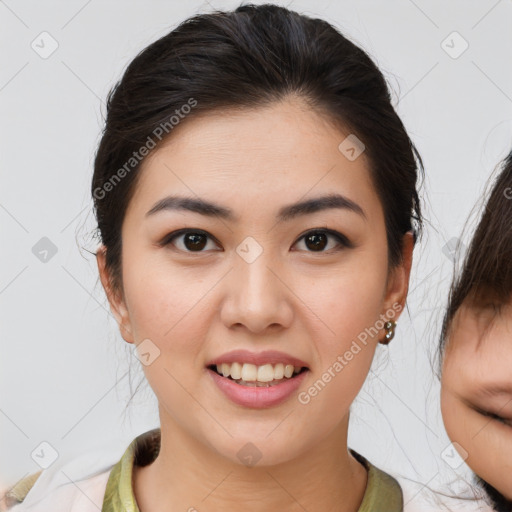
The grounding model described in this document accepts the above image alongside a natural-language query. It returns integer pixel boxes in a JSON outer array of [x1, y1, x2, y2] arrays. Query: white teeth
[[284, 364, 294, 378], [221, 363, 230, 377], [230, 362, 242, 380], [257, 364, 274, 382], [241, 363, 257, 382], [214, 362, 304, 383]]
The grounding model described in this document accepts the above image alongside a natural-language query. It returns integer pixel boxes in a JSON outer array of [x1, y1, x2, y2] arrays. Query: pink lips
[[207, 366, 309, 409], [205, 349, 310, 408], [206, 349, 309, 369]]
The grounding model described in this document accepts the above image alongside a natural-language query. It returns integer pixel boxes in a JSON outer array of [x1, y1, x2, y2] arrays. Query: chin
[[225, 439, 298, 469], [474, 474, 512, 512]]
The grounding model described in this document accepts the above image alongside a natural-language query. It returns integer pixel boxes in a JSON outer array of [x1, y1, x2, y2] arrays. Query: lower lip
[[207, 368, 309, 409]]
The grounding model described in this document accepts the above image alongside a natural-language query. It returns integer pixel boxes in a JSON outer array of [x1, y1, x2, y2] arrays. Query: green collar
[[102, 429, 403, 512]]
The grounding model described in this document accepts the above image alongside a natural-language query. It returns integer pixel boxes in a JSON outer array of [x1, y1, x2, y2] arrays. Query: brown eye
[[182, 233, 208, 251], [305, 232, 328, 251], [163, 230, 220, 252], [293, 229, 351, 253]]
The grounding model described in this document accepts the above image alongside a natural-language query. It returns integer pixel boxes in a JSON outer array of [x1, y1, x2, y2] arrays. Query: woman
[[440, 149, 512, 511], [6, 4, 424, 510]]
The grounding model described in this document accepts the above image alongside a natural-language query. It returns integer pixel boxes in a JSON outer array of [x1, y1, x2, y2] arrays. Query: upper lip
[[206, 350, 309, 369]]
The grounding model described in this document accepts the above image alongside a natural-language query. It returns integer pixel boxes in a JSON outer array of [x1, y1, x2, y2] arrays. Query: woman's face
[[441, 300, 512, 501], [98, 97, 412, 466]]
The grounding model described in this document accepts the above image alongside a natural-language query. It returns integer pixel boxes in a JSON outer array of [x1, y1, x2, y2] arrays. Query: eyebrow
[[145, 193, 366, 222]]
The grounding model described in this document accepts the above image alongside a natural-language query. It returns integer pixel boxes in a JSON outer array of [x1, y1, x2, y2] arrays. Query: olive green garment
[[102, 428, 403, 512]]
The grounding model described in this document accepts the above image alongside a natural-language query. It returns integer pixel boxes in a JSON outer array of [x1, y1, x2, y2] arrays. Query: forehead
[[126, 98, 380, 222]]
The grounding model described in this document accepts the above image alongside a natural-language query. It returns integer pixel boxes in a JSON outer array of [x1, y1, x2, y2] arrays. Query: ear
[[96, 245, 135, 344], [382, 231, 414, 320]]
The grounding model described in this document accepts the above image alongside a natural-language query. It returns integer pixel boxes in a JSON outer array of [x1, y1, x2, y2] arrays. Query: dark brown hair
[[91, 3, 424, 295], [439, 148, 512, 355]]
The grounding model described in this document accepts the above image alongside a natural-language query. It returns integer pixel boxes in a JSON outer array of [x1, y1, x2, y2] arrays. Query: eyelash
[[160, 228, 352, 254], [477, 408, 512, 428]]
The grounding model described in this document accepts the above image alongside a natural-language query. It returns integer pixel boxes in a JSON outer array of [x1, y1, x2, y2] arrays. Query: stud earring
[[379, 320, 396, 345]]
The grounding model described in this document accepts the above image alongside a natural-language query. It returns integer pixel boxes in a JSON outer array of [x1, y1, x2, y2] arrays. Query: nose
[[219, 250, 294, 333]]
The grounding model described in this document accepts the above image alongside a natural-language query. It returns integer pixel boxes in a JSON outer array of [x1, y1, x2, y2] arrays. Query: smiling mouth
[[207, 364, 309, 387]]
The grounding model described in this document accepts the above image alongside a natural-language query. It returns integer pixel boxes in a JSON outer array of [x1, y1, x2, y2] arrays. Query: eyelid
[[473, 405, 512, 427], [487, 413, 512, 427]]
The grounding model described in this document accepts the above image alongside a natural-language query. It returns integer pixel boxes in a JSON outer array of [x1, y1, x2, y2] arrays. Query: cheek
[[315, 281, 384, 362], [121, 262, 216, 414], [299, 263, 389, 411], [459, 415, 512, 498], [440, 385, 464, 443], [441, 375, 512, 497], [440, 354, 477, 446], [314, 250, 390, 345], [121, 252, 215, 363]]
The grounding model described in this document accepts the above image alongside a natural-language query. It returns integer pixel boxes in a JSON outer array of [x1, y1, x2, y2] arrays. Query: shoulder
[[2, 447, 122, 511], [350, 449, 404, 511], [349, 450, 494, 512], [4, 470, 112, 512], [2, 471, 42, 509], [395, 475, 494, 512]]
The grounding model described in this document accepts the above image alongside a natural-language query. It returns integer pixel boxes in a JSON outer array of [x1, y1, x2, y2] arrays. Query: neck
[[133, 412, 368, 512]]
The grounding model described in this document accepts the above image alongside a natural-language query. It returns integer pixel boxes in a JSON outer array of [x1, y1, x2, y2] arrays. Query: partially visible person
[[440, 148, 512, 511]]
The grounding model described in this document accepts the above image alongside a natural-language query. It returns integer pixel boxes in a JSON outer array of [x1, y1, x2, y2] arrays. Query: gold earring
[[379, 320, 396, 345]]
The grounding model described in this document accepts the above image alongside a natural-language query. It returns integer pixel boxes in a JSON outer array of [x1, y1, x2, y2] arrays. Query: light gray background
[[1, 0, 511, 503]]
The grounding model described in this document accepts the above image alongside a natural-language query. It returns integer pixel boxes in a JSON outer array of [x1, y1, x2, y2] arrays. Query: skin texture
[[441, 301, 512, 503], [97, 97, 413, 512]]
